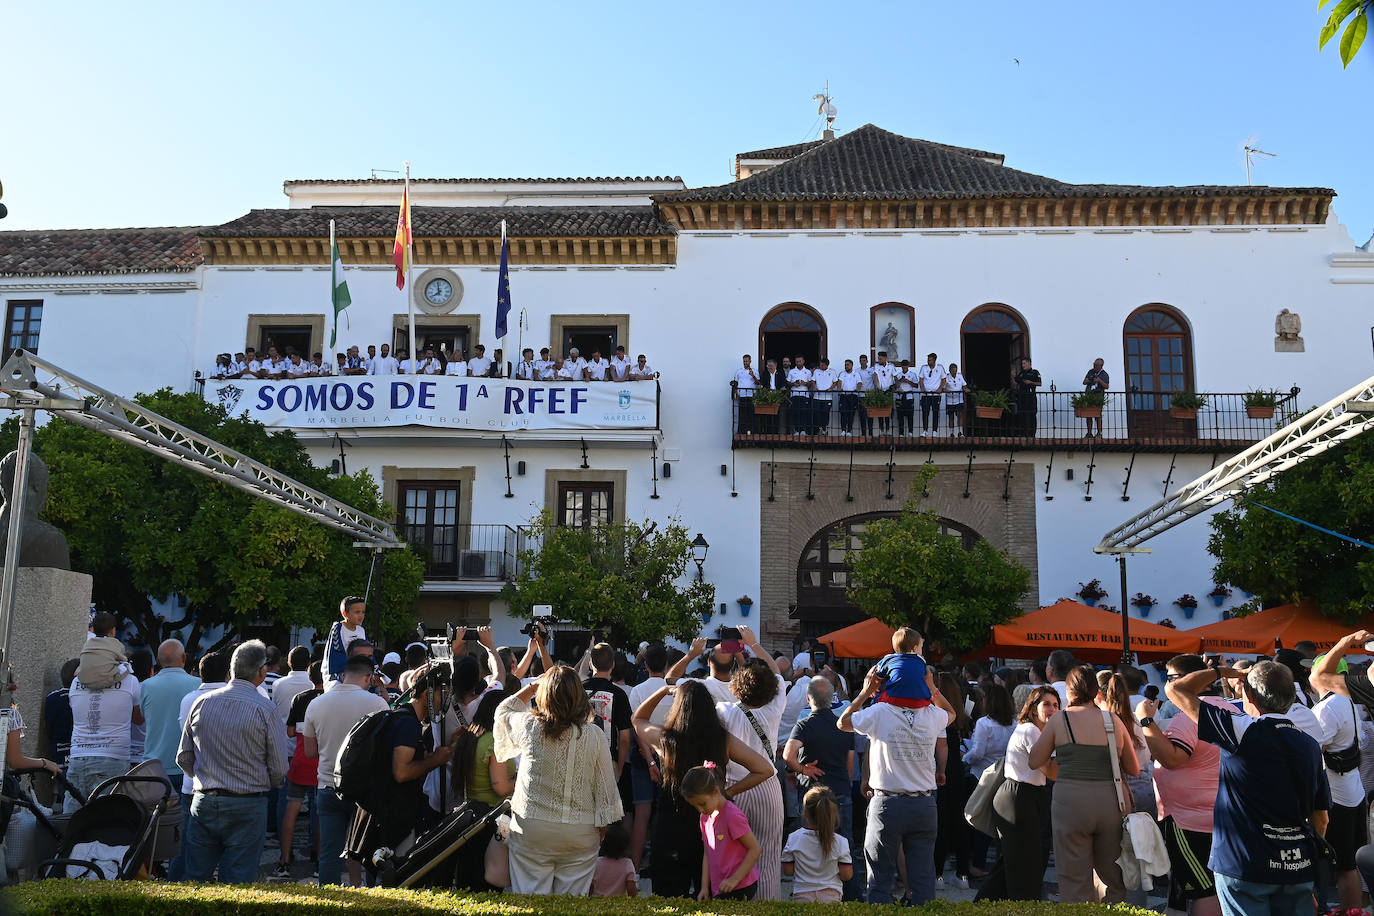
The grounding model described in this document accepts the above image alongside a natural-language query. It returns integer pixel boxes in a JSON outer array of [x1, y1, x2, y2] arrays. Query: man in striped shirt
[[178, 640, 288, 884]]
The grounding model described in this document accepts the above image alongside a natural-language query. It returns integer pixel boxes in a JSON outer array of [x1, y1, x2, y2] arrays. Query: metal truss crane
[[1098, 373, 1374, 551], [0, 351, 399, 673]]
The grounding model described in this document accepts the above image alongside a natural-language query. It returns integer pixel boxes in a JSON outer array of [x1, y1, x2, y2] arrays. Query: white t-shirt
[[1285, 700, 1326, 747], [179, 683, 220, 739], [917, 364, 946, 392], [848, 702, 948, 793], [608, 356, 631, 381], [944, 372, 967, 404], [584, 359, 609, 381], [871, 363, 898, 390], [837, 370, 863, 392], [630, 361, 654, 378], [682, 676, 737, 707], [717, 674, 788, 781], [857, 365, 875, 389], [445, 360, 469, 376], [778, 677, 813, 751], [1315, 692, 1364, 807], [68, 674, 141, 761], [467, 356, 492, 377], [782, 827, 852, 896], [515, 360, 537, 380], [791, 651, 815, 673], [733, 366, 759, 393], [786, 367, 813, 391], [810, 368, 837, 392], [302, 683, 389, 789], [628, 676, 670, 727], [369, 356, 400, 375]]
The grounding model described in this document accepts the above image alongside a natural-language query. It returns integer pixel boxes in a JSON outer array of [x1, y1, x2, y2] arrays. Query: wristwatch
[[1139, 716, 1155, 728]]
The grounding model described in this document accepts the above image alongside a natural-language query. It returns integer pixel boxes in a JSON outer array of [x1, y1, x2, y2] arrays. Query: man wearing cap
[[563, 347, 586, 382]]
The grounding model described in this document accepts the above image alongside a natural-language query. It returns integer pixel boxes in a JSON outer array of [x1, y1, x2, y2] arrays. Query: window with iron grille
[[399, 481, 460, 577], [557, 481, 614, 530]]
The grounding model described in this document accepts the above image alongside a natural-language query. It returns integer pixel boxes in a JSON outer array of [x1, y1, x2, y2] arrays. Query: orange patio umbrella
[[818, 617, 897, 660], [985, 599, 1204, 663], [1191, 600, 1374, 655]]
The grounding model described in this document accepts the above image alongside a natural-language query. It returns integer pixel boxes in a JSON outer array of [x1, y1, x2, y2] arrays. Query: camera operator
[[512, 621, 557, 686], [445, 626, 507, 733], [665, 627, 746, 705]]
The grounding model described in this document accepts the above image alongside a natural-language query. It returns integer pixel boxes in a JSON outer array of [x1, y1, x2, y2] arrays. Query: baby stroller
[[1, 766, 79, 882], [371, 799, 508, 889], [37, 767, 172, 880], [108, 759, 182, 867]]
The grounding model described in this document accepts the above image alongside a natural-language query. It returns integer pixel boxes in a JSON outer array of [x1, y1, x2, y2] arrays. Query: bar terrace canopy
[[987, 599, 1202, 663], [1191, 600, 1374, 655]]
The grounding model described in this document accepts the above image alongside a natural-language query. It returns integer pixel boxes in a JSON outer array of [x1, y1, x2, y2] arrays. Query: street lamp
[[692, 533, 709, 580]]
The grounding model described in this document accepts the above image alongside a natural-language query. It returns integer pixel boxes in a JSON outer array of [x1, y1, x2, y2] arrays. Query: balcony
[[731, 388, 1302, 453], [409, 524, 533, 590]]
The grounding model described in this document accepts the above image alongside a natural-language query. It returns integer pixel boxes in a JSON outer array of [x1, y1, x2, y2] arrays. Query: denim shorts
[[630, 759, 656, 806]]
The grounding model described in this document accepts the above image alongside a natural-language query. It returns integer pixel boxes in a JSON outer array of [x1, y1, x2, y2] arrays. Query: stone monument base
[[1, 566, 93, 761]]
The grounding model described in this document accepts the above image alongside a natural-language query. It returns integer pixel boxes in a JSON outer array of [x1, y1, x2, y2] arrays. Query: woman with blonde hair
[[1029, 665, 1139, 903], [1096, 669, 1155, 818], [494, 665, 623, 895]]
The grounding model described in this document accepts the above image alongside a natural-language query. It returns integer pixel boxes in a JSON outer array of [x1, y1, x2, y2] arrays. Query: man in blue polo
[[1167, 659, 1329, 916]]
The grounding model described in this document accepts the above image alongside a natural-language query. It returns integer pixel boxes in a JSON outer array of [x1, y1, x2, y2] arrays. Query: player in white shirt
[[395, 349, 421, 374], [554, 358, 577, 381], [916, 352, 947, 435], [809, 358, 838, 434], [870, 353, 898, 435], [608, 346, 631, 382], [786, 356, 814, 436], [627, 354, 654, 380], [583, 352, 610, 382], [733, 354, 761, 435], [343, 346, 367, 376], [261, 347, 287, 380], [515, 348, 538, 380], [362, 345, 377, 374], [210, 353, 233, 379], [229, 353, 248, 378], [561, 348, 586, 381], [944, 362, 968, 437], [533, 348, 553, 379], [836, 358, 864, 435], [466, 345, 492, 378], [285, 353, 311, 379], [368, 344, 400, 375], [445, 352, 468, 376], [895, 359, 919, 436]]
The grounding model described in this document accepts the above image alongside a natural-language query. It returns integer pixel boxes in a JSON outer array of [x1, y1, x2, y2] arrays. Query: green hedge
[[6, 881, 1156, 916]]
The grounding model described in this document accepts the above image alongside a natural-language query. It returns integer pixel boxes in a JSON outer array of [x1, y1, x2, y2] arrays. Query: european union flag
[[495, 219, 512, 339]]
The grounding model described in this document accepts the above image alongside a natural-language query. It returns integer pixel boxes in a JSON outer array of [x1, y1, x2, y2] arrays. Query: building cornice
[[200, 234, 676, 267], [655, 193, 1332, 232]]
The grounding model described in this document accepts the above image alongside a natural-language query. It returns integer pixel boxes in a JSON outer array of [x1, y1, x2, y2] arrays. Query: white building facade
[[3, 123, 1371, 652]]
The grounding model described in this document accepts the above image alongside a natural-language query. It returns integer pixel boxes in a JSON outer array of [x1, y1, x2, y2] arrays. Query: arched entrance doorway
[[1123, 304, 1195, 437], [759, 303, 825, 368], [960, 304, 1029, 393], [795, 512, 980, 638]]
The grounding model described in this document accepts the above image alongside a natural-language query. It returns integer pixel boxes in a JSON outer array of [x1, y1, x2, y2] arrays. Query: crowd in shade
[[10, 598, 1374, 916]]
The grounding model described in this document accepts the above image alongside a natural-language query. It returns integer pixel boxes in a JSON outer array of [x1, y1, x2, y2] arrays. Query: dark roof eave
[[654, 186, 1337, 205]]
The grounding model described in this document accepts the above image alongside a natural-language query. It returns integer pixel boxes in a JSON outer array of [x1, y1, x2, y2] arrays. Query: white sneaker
[[934, 875, 945, 890], [953, 874, 970, 890]]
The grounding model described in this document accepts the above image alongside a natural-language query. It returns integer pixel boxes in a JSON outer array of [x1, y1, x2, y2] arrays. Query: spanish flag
[[392, 182, 412, 290]]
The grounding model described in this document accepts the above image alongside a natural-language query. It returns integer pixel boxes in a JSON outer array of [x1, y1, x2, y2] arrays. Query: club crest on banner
[[216, 384, 244, 413], [618, 389, 632, 409]]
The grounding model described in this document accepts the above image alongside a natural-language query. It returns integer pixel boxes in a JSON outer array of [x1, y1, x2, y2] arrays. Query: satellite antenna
[[812, 81, 838, 139], [1242, 136, 1276, 186]]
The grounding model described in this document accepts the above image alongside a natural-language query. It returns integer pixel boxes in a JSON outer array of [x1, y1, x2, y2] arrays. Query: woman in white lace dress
[[494, 665, 623, 895]]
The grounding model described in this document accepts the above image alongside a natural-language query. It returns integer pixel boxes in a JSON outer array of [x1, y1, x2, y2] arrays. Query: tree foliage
[[1320, 0, 1371, 67], [1208, 430, 1374, 621], [846, 466, 1030, 651], [0, 389, 423, 652], [502, 513, 715, 646]]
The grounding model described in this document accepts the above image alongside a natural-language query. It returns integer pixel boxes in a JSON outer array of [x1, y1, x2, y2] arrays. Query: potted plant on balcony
[[1244, 389, 1279, 420], [1174, 593, 1199, 619], [1157, 617, 1177, 629], [1168, 391, 1206, 420], [1131, 592, 1157, 617], [752, 387, 785, 415], [736, 594, 754, 617], [1077, 578, 1108, 607], [972, 388, 1011, 420], [1071, 388, 1106, 419], [863, 386, 894, 419], [1208, 583, 1232, 607]]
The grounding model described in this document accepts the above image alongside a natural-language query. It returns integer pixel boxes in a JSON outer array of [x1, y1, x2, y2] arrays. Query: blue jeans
[[64, 756, 128, 812], [183, 792, 267, 884], [316, 788, 356, 886], [865, 793, 937, 905], [1215, 873, 1314, 916], [165, 773, 189, 881]]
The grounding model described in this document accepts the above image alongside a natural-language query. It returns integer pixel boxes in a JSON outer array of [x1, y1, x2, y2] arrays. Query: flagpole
[[329, 219, 338, 351], [405, 161, 416, 375]]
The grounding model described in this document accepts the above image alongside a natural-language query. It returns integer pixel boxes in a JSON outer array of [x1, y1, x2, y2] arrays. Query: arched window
[[1123, 304, 1194, 408], [960, 304, 1030, 393], [759, 302, 826, 367], [796, 512, 980, 625]]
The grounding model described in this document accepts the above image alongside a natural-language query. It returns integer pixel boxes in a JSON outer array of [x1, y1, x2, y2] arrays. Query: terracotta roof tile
[[0, 226, 205, 277], [282, 176, 681, 187], [201, 206, 675, 239], [666, 124, 1332, 203]]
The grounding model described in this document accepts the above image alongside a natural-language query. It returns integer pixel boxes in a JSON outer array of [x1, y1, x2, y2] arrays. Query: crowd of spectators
[[209, 343, 658, 383]]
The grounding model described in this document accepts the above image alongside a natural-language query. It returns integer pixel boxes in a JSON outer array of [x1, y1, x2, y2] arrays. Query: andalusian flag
[[328, 220, 352, 349], [392, 180, 412, 290]]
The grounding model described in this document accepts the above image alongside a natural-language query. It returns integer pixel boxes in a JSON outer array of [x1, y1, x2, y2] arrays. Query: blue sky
[[4, 1, 1371, 241]]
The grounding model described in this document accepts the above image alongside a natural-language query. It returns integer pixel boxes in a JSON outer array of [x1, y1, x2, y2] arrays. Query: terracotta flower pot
[[1074, 407, 1102, 419], [1246, 405, 1276, 419], [865, 406, 893, 418], [753, 403, 781, 415], [975, 406, 1005, 419], [1169, 407, 1199, 420]]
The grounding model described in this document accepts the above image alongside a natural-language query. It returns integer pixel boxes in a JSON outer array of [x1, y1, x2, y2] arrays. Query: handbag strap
[[738, 703, 772, 756], [1102, 709, 1129, 815]]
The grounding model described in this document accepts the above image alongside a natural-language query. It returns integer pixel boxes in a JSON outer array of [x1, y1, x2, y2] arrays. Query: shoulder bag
[[1319, 693, 1361, 774], [1104, 709, 1168, 891], [963, 756, 1006, 837]]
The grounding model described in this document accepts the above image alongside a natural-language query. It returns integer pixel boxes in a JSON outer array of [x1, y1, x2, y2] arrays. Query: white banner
[[207, 377, 658, 431]]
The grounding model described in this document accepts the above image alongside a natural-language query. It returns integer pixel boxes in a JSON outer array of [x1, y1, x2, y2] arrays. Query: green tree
[[1320, 0, 1371, 67], [0, 389, 423, 652], [502, 513, 714, 647], [1208, 430, 1374, 620], [846, 467, 1030, 651]]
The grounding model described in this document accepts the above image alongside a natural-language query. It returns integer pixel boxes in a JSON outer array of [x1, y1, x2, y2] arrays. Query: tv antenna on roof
[[1243, 137, 1276, 186], [812, 82, 837, 139], [371, 168, 401, 179]]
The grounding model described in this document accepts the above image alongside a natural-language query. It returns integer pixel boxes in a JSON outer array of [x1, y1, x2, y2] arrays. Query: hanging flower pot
[[1183, 605, 1195, 619], [1133, 602, 1152, 617], [865, 406, 892, 419], [1210, 594, 1225, 607], [737, 595, 754, 617], [753, 403, 781, 416], [1245, 405, 1276, 420]]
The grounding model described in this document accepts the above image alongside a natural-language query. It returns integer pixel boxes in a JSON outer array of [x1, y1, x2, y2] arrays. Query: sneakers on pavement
[[268, 863, 292, 881]]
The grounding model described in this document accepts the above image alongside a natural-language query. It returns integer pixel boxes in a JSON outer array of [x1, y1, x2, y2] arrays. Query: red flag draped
[[392, 185, 412, 290]]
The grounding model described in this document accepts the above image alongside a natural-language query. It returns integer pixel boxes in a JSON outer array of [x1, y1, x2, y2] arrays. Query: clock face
[[425, 278, 453, 305]]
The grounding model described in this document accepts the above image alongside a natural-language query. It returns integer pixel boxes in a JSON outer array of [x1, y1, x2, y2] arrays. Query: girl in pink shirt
[[681, 762, 761, 901]]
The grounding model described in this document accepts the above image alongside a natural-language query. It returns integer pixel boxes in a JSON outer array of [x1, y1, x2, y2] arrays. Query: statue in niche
[[0, 452, 70, 569], [880, 321, 900, 357], [1275, 309, 1304, 352]]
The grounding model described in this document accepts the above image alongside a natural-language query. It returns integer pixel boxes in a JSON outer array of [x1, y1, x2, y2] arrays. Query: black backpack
[[336, 708, 405, 808]]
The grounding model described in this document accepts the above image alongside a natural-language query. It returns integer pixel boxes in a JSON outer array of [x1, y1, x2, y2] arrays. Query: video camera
[[520, 604, 559, 638]]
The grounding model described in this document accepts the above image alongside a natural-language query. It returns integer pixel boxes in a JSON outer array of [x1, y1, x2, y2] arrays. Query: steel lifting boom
[[0, 351, 399, 547], [1097, 373, 1374, 551]]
